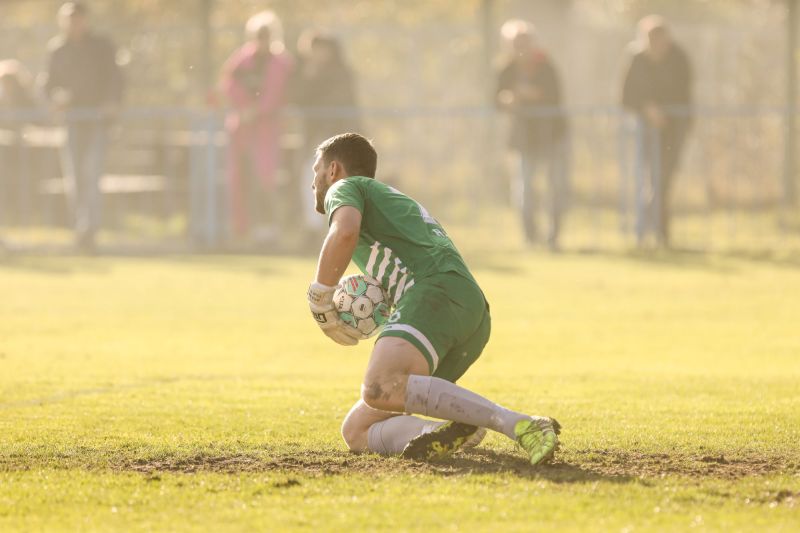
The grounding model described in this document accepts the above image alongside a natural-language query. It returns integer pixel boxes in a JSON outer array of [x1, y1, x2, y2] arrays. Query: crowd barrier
[[0, 106, 796, 252]]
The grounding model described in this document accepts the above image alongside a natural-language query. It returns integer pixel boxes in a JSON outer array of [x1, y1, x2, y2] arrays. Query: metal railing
[[0, 106, 797, 253]]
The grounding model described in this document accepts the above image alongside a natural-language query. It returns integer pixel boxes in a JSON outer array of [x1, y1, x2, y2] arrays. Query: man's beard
[[314, 183, 328, 214]]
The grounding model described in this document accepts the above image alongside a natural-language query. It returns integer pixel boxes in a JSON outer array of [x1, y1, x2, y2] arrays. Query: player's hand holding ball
[[307, 282, 361, 346]]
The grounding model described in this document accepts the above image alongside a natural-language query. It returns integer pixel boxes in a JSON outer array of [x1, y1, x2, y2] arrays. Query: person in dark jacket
[[42, 1, 123, 251], [293, 30, 360, 237], [294, 31, 359, 148], [622, 15, 692, 247], [496, 19, 568, 250]]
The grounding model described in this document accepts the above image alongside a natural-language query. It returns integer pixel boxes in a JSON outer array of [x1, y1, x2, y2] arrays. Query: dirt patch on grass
[[117, 448, 799, 482], [569, 449, 798, 481], [123, 453, 433, 477]]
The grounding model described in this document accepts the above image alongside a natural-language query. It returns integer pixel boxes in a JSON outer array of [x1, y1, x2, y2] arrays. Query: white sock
[[404, 375, 530, 440], [367, 415, 442, 455]]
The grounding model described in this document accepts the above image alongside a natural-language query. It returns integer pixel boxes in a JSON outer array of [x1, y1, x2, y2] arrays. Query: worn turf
[[1, 249, 799, 531]]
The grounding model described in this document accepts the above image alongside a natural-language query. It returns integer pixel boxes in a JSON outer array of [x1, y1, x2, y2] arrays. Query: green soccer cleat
[[515, 417, 561, 466], [401, 421, 482, 461]]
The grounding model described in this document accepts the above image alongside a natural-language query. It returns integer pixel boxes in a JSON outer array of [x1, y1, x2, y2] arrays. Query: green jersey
[[325, 176, 475, 304]]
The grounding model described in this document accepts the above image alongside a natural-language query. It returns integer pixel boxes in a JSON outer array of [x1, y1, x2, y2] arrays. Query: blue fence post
[[703, 114, 714, 250], [188, 113, 203, 247], [618, 110, 630, 237], [633, 116, 646, 245], [651, 124, 662, 245], [203, 111, 219, 248], [187, 110, 221, 249], [0, 134, 5, 230], [20, 133, 32, 227]]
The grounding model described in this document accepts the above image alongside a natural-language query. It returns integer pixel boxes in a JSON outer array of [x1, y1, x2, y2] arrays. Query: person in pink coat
[[221, 11, 293, 239]]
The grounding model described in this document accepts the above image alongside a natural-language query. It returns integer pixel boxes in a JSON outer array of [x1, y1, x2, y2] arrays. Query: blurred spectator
[[221, 10, 293, 242], [496, 19, 568, 250], [293, 30, 360, 238], [0, 60, 37, 227], [0, 58, 37, 141], [42, 1, 124, 252], [0, 60, 36, 118], [622, 15, 693, 248]]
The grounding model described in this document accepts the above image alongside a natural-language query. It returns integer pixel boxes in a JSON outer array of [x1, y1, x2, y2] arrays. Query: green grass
[[1, 248, 800, 531]]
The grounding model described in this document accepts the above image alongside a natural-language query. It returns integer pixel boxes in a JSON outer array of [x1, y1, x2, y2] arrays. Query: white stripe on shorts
[[382, 323, 439, 370]]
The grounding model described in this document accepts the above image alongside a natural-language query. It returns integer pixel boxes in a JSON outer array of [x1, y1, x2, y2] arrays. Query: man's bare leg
[[341, 400, 450, 454], [340, 400, 397, 452], [361, 337, 529, 439], [341, 347, 453, 455], [340, 339, 433, 453], [341, 339, 484, 455], [359, 337, 558, 464]]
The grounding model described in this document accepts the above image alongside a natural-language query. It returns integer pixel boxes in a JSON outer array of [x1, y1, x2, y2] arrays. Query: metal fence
[[0, 106, 797, 254]]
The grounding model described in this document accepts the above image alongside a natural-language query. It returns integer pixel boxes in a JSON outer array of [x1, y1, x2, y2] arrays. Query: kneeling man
[[307, 133, 560, 464]]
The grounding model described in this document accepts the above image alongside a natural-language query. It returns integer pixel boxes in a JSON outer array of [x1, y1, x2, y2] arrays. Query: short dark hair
[[316, 133, 377, 178]]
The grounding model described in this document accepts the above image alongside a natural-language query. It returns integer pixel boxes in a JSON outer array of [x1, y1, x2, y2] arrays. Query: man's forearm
[[315, 225, 359, 286]]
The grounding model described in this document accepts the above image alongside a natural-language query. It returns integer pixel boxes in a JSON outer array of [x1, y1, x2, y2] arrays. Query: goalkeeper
[[307, 133, 559, 464]]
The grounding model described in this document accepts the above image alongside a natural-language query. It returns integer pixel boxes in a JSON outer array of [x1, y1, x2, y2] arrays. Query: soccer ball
[[333, 274, 391, 338]]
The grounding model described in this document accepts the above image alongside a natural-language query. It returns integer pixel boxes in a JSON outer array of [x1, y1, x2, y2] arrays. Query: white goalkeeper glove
[[307, 281, 361, 346]]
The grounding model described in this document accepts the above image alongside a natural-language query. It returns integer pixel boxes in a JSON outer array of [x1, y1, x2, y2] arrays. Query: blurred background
[[0, 0, 798, 254]]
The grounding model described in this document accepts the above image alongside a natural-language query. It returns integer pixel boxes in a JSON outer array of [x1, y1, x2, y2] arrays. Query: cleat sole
[[401, 421, 480, 461]]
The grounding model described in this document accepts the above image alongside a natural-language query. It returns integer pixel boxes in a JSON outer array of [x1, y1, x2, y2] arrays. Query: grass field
[[1, 246, 800, 531]]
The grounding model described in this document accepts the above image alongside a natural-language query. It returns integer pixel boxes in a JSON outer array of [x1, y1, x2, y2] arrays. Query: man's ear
[[328, 160, 343, 183]]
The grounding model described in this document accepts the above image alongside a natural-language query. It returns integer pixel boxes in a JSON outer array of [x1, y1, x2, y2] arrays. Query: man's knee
[[340, 416, 368, 452], [361, 375, 406, 412], [362, 337, 430, 413]]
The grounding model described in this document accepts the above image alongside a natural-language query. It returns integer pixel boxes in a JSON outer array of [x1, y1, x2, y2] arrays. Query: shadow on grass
[[110, 446, 796, 483], [0, 251, 289, 277], [3, 240, 799, 277], [461, 245, 736, 274], [0, 253, 113, 275], [608, 247, 800, 272], [8, 442, 793, 482], [117, 447, 633, 485], [425, 448, 634, 484], [471, 246, 800, 274], [567, 246, 740, 273], [720, 249, 800, 270]]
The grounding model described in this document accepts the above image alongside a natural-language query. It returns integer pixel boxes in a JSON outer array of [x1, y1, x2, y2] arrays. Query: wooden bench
[[38, 174, 168, 195]]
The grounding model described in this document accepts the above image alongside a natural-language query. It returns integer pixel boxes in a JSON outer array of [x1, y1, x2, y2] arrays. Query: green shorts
[[378, 272, 491, 383]]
